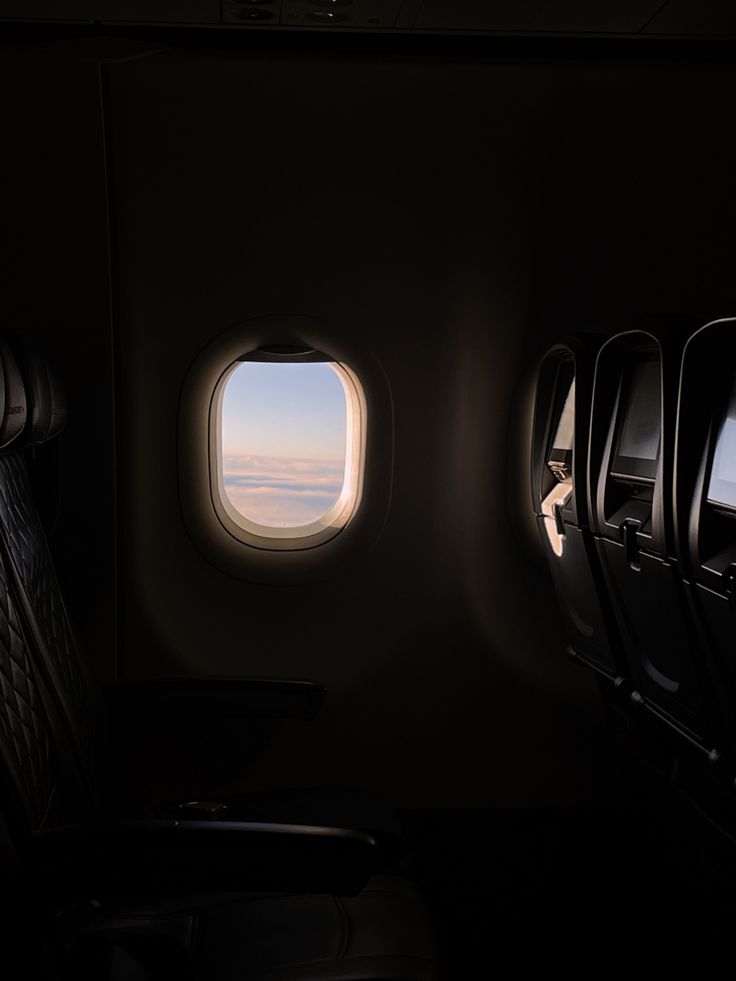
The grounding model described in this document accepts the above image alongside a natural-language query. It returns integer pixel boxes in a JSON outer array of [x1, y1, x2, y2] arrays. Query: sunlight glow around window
[[211, 353, 366, 548]]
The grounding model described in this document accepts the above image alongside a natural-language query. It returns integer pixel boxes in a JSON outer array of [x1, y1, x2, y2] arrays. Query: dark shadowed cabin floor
[[395, 730, 736, 967]]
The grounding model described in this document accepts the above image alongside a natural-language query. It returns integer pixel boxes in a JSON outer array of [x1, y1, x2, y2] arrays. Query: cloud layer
[[222, 454, 345, 527]]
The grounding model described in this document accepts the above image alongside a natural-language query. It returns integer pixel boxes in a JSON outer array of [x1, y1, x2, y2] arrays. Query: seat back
[[0, 336, 93, 834], [588, 326, 720, 755], [531, 335, 625, 681], [676, 317, 736, 760]]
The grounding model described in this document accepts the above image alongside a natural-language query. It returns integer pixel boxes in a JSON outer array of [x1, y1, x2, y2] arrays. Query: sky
[[221, 362, 347, 528]]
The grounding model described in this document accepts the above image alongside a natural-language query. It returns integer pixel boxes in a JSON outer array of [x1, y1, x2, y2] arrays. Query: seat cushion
[[62, 876, 441, 980]]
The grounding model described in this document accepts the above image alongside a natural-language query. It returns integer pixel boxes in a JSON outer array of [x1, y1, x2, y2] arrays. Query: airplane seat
[[0, 333, 99, 763], [0, 330, 404, 855], [530, 335, 668, 783], [676, 316, 736, 764], [531, 336, 626, 686], [0, 335, 442, 979], [58, 874, 439, 981], [588, 326, 724, 764]]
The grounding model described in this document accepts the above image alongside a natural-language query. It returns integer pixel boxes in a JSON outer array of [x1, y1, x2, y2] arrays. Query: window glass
[[221, 361, 348, 528]]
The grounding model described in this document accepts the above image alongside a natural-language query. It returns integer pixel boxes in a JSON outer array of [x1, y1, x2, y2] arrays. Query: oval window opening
[[211, 352, 366, 549]]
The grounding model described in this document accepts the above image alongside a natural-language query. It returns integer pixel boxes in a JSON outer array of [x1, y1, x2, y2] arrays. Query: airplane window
[[211, 350, 366, 548]]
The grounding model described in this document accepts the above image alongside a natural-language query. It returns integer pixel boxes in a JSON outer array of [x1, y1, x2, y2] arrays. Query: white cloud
[[222, 454, 345, 527]]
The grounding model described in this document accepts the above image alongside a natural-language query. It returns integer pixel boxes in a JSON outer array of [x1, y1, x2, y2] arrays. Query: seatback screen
[[612, 358, 661, 482], [547, 377, 575, 480], [708, 376, 736, 511]]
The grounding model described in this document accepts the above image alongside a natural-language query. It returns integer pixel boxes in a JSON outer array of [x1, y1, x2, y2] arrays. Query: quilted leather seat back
[[0, 336, 94, 831], [0, 542, 58, 830], [0, 453, 94, 772]]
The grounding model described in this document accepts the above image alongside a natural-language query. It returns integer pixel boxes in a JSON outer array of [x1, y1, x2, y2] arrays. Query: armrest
[[103, 676, 326, 721], [30, 819, 376, 898]]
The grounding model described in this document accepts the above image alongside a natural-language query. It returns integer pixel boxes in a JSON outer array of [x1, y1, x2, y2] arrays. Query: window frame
[[209, 354, 367, 550], [178, 315, 393, 585]]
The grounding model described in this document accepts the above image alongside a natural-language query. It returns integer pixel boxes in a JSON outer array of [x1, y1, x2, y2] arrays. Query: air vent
[[222, 0, 281, 23], [281, 0, 402, 28]]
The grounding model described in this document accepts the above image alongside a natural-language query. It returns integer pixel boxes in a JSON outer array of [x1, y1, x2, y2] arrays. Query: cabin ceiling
[[2, 0, 736, 37]]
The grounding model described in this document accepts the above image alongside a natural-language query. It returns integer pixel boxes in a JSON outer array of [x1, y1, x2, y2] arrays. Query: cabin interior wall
[[5, 40, 736, 808], [108, 50, 596, 809], [524, 61, 736, 334]]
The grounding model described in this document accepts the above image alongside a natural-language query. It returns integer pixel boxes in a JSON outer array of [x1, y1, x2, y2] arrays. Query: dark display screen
[[612, 358, 661, 482], [551, 378, 575, 456], [547, 376, 575, 482], [707, 376, 736, 510]]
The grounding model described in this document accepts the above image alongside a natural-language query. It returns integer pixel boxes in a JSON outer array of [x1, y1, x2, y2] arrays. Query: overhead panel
[[5, 0, 736, 35], [530, 0, 666, 34], [413, 0, 544, 32], [0, 0, 97, 16], [0, 0, 220, 21], [644, 0, 736, 35]]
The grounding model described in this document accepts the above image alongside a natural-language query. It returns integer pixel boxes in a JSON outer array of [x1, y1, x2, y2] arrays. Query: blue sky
[[221, 362, 347, 528]]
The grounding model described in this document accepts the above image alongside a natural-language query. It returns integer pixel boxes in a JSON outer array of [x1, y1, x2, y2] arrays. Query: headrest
[[0, 336, 28, 450], [0, 333, 66, 450]]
